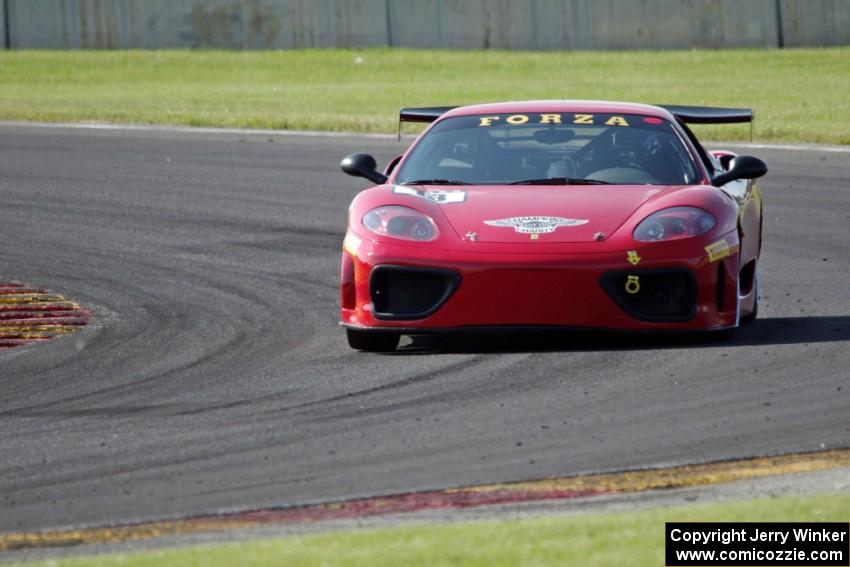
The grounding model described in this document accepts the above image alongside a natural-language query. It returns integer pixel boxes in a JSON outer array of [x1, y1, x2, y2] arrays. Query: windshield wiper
[[401, 179, 469, 186], [509, 177, 611, 185]]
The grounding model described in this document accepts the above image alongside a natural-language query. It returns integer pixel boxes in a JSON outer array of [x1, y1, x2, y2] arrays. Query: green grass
[[21, 492, 850, 566], [0, 48, 848, 144]]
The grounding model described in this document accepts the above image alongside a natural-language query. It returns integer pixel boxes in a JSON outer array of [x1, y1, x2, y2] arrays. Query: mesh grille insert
[[600, 269, 697, 323], [370, 266, 461, 320]]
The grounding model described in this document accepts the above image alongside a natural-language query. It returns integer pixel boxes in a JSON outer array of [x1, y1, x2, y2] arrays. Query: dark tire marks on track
[[0, 124, 848, 533]]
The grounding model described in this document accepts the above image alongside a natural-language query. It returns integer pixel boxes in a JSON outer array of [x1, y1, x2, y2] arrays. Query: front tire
[[346, 329, 400, 352], [740, 270, 759, 325]]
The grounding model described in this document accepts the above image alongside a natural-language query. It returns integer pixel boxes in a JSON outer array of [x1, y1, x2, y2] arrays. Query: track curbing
[[0, 282, 90, 348], [2, 448, 849, 553]]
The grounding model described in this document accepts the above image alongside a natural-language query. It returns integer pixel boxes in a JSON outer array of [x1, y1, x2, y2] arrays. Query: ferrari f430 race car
[[339, 101, 767, 351]]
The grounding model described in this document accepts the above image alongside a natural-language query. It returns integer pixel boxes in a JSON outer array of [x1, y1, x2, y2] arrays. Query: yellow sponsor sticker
[[343, 233, 361, 255], [605, 115, 629, 127], [478, 116, 501, 127], [474, 113, 630, 128], [705, 239, 731, 263]]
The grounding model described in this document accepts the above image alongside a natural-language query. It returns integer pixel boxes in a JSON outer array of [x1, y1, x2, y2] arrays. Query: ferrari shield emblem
[[484, 216, 589, 234], [627, 250, 642, 266]]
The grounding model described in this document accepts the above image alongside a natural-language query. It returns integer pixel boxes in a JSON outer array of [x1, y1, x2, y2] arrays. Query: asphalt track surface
[[0, 124, 848, 534]]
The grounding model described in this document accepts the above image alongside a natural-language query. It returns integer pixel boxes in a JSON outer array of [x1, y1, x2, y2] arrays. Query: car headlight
[[633, 207, 716, 242], [362, 206, 439, 242]]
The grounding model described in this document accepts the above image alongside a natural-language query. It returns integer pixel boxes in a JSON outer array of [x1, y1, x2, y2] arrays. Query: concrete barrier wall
[[0, 3, 5, 49], [387, 0, 785, 50], [3, 0, 848, 50], [5, 0, 389, 49], [780, 0, 850, 47]]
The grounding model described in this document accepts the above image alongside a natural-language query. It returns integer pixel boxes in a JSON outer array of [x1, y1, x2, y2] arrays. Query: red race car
[[339, 101, 766, 351]]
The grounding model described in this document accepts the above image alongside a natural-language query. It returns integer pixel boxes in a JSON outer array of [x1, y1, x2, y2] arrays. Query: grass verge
[[0, 48, 848, 144], [19, 492, 850, 566]]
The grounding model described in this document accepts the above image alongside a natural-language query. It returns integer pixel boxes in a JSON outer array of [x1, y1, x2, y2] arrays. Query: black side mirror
[[340, 153, 388, 185], [712, 155, 767, 186]]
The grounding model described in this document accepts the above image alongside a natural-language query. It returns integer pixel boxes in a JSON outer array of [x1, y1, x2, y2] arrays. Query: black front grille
[[370, 266, 461, 320], [600, 269, 697, 323]]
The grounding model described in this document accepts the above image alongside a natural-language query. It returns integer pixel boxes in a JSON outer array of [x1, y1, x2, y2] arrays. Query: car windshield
[[395, 112, 701, 186]]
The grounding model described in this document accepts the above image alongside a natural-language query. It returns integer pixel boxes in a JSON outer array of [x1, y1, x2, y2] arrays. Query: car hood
[[421, 184, 674, 243]]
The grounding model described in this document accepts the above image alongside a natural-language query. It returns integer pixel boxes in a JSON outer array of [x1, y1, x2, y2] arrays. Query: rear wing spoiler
[[397, 104, 754, 138], [398, 106, 456, 138], [399, 106, 457, 124], [658, 105, 753, 124], [659, 105, 754, 141]]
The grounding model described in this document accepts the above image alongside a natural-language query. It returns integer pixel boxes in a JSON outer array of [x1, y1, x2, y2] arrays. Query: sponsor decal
[[627, 250, 642, 266], [478, 113, 630, 127], [705, 239, 732, 263], [393, 185, 467, 204], [625, 275, 641, 294], [484, 216, 589, 234]]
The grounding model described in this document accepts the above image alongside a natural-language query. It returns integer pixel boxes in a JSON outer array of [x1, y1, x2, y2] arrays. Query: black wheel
[[740, 270, 759, 325], [740, 296, 758, 324], [346, 329, 400, 352]]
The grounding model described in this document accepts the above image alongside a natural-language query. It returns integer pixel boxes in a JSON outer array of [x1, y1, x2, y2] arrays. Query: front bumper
[[340, 232, 740, 332]]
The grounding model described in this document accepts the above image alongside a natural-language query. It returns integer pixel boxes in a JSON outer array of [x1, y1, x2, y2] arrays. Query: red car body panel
[[340, 101, 764, 339]]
